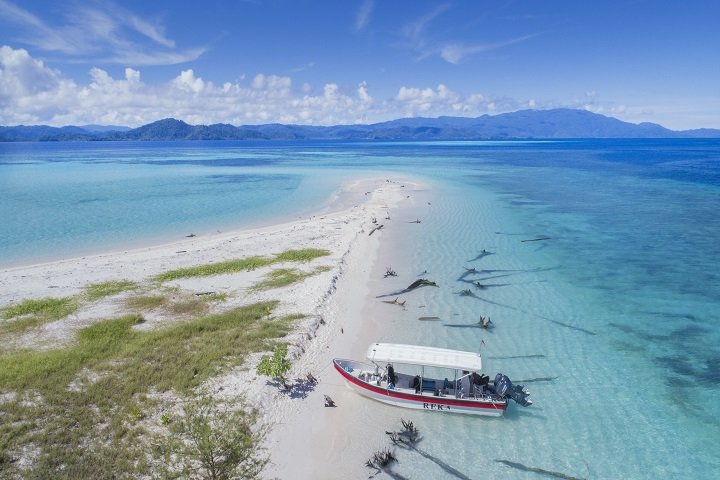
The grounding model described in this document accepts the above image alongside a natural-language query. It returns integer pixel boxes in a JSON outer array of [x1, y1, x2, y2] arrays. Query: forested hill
[[2, 109, 718, 141]]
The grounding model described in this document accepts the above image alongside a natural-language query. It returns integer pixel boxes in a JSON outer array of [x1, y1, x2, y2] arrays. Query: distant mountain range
[[1, 109, 718, 141]]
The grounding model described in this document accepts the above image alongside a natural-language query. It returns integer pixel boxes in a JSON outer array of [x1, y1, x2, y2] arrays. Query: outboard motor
[[494, 373, 532, 407]]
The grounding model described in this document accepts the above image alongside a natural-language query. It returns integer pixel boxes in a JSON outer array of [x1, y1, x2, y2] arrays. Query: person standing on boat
[[386, 364, 397, 388]]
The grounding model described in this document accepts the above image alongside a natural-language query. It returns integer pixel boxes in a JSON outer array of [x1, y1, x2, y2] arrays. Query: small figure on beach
[[480, 315, 493, 329], [324, 395, 336, 407]]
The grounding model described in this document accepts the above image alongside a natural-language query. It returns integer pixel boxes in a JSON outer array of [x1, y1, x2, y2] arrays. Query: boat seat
[[421, 379, 436, 393]]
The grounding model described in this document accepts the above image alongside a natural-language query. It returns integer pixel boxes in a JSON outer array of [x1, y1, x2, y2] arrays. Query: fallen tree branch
[[521, 236, 551, 243], [381, 297, 406, 307], [369, 224, 384, 236], [405, 279, 437, 290]]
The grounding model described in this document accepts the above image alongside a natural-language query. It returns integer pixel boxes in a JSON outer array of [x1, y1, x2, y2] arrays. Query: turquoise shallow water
[[1, 139, 718, 478], [0, 141, 360, 265]]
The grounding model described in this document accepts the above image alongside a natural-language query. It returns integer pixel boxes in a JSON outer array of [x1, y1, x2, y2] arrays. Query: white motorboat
[[333, 343, 532, 416]]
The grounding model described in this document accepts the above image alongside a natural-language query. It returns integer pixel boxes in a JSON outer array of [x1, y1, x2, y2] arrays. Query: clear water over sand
[[2, 139, 718, 478]]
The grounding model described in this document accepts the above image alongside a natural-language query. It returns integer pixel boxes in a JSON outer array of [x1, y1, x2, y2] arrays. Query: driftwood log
[[521, 236, 551, 243], [369, 224, 384, 236], [381, 297, 406, 307], [376, 279, 438, 298], [406, 279, 437, 290], [467, 249, 493, 262]]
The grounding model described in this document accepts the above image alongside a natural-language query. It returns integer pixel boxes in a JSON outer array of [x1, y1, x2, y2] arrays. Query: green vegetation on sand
[[83, 280, 139, 301], [0, 296, 79, 334], [252, 265, 330, 291], [153, 248, 330, 282], [0, 300, 296, 478]]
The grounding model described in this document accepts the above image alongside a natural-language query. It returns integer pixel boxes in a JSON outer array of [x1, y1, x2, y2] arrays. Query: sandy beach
[[0, 175, 428, 477]]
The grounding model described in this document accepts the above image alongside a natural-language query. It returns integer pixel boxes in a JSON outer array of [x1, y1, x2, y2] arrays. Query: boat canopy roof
[[366, 343, 482, 371]]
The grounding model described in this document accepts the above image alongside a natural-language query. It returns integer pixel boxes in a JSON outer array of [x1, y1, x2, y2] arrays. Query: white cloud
[[402, 4, 450, 44], [400, 4, 451, 61], [125, 12, 175, 48], [0, 0, 203, 65], [439, 45, 464, 64], [125, 68, 140, 83], [394, 83, 530, 117], [324, 83, 339, 98], [354, 0, 374, 32], [252, 74, 265, 89], [0, 46, 381, 126], [0, 0, 81, 54], [395, 84, 460, 113], [108, 47, 205, 66], [173, 69, 205, 93], [0, 45, 61, 95], [440, 35, 537, 64], [357, 81, 372, 104], [1, 45, 650, 128]]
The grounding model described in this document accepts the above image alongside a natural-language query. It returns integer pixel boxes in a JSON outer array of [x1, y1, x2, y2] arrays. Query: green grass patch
[[166, 297, 209, 316], [283, 313, 308, 322], [83, 280, 139, 301], [273, 248, 330, 263], [252, 265, 332, 291], [0, 300, 296, 478], [252, 268, 312, 291], [1, 296, 79, 335], [153, 256, 274, 282], [1, 296, 78, 321], [125, 293, 213, 316], [125, 294, 168, 311], [152, 248, 330, 283], [1, 316, 54, 335]]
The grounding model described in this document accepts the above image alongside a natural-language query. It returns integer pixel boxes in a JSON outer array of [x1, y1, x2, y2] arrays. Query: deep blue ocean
[[1, 139, 718, 478]]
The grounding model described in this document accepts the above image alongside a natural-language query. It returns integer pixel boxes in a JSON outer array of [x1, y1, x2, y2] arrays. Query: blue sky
[[0, 0, 718, 128]]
